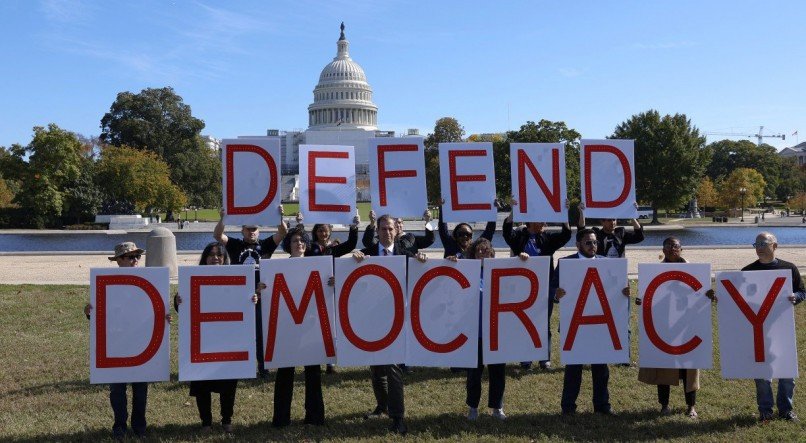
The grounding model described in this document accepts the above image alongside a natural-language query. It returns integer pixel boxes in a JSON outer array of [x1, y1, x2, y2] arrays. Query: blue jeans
[[754, 378, 795, 415], [110, 382, 148, 436], [561, 364, 610, 413]]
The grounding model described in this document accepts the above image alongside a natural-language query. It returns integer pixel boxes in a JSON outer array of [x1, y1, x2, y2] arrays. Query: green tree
[[100, 87, 218, 213], [424, 117, 466, 203], [95, 145, 187, 214], [503, 120, 582, 202], [705, 139, 781, 200], [611, 110, 709, 224], [719, 167, 766, 210], [7, 125, 92, 227], [775, 157, 806, 202]]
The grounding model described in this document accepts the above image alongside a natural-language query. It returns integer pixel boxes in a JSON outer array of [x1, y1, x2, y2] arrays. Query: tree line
[[0, 87, 803, 228]]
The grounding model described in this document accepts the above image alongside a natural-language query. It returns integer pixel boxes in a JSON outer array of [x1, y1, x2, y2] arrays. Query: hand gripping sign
[[334, 255, 407, 366], [482, 256, 550, 365], [299, 144, 357, 225], [221, 138, 282, 226], [368, 138, 427, 218], [716, 270, 798, 379], [405, 258, 479, 368], [439, 142, 497, 222], [579, 139, 637, 219], [510, 143, 568, 223], [177, 265, 256, 381], [90, 267, 170, 384], [559, 258, 629, 365], [261, 256, 336, 368], [637, 264, 713, 369]]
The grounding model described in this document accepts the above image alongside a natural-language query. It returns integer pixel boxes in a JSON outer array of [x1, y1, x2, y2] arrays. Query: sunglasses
[[121, 254, 141, 260], [455, 231, 472, 239], [752, 241, 772, 248], [583, 240, 598, 246], [664, 244, 682, 250]]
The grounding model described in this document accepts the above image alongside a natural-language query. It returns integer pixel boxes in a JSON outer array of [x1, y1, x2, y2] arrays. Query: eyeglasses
[[752, 241, 772, 248], [456, 231, 472, 239], [664, 244, 682, 250], [583, 240, 598, 246], [121, 254, 141, 261]]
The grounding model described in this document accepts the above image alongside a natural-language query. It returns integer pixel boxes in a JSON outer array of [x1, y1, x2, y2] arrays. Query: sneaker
[[467, 407, 478, 421], [759, 412, 774, 423], [660, 405, 671, 416], [200, 425, 212, 434], [686, 406, 698, 419], [491, 408, 507, 420], [779, 411, 799, 422], [364, 406, 387, 419], [539, 361, 552, 370], [388, 417, 408, 435]]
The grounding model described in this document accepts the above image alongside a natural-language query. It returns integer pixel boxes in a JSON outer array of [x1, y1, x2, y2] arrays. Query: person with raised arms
[[576, 202, 643, 259], [352, 214, 428, 435], [554, 229, 631, 416], [214, 205, 287, 379], [437, 197, 498, 259], [362, 209, 435, 254], [504, 198, 581, 370]]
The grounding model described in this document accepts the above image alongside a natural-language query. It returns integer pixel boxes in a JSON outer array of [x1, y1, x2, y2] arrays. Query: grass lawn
[[0, 282, 803, 442]]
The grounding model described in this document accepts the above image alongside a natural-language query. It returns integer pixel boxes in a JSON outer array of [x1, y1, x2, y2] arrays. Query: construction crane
[[705, 126, 785, 146]]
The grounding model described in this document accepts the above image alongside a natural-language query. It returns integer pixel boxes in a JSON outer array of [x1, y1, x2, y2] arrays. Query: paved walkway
[[1, 246, 802, 285]]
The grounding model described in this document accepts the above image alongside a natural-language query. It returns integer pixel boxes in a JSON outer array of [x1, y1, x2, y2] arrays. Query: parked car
[[636, 206, 653, 219]]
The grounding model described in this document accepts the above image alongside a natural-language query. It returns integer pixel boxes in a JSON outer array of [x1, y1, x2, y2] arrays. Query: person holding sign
[[438, 198, 498, 259], [214, 206, 287, 379], [448, 238, 527, 421], [636, 237, 715, 418], [362, 210, 435, 255], [554, 229, 631, 416], [503, 198, 579, 370], [269, 225, 331, 427], [740, 232, 804, 422], [299, 212, 360, 374], [83, 242, 171, 439], [352, 214, 428, 435], [173, 242, 261, 433], [577, 202, 643, 258]]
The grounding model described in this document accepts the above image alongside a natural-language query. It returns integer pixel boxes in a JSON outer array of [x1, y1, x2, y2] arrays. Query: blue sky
[[1, 0, 804, 150]]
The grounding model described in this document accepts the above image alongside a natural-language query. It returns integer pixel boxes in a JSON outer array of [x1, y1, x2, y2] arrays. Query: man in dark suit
[[554, 228, 630, 416], [352, 214, 427, 435], [362, 209, 435, 255]]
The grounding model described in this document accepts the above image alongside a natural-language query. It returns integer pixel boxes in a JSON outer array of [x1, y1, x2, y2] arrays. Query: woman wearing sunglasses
[[437, 197, 498, 259]]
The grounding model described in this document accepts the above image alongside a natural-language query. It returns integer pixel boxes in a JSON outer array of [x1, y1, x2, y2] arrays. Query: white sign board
[[261, 257, 336, 368], [439, 142, 497, 222], [637, 264, 713, 369], [368, 138, 427, 218], [334, 256, 407, 366], [405, 258, 479, 367], [299, 144, 357, 225], [559, 258, 629, 365], [89, 267, 170, 384], [580, 139, 637, 219], [222, 138, 281, 226], [716, 270, 798, 379], [482, 256, 550, 365], [178, 265, 256, 381], [510, 143, 567, 223]]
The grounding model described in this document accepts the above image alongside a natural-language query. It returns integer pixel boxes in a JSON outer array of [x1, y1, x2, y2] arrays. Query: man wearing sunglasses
[[577, 203, 644, 259], [214, 206, 288, 378], [741, 232, 804, 422], [83, 241, 171, 438], [553, 229, 631, 416]]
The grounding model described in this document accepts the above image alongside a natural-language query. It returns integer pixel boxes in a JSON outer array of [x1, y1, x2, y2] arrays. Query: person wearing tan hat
[[83, 241, 171, 439], [214, 206, 287, 378]]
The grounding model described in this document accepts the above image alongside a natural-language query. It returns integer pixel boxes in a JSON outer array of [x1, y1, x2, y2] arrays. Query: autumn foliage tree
[[718, 168, 766, 210], [424, 117, 465, 204]]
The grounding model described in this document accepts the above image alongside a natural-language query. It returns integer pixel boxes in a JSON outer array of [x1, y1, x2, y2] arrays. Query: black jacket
[[437, 207, 496, 258], [362, 224, 435, 254]]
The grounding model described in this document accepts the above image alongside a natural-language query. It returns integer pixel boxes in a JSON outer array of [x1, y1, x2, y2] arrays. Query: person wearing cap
[[83, 241, 171, 439], [214, 206, 287, 378]]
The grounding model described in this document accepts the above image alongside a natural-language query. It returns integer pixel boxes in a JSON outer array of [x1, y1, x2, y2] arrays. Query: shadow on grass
[[5, 409, 760, 442]]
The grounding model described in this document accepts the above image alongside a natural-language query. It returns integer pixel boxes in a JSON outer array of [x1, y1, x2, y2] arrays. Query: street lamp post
[[739, 187, 747, 222]]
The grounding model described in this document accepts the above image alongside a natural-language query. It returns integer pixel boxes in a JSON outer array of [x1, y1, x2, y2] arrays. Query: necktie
[[383, 249, 389, 256]]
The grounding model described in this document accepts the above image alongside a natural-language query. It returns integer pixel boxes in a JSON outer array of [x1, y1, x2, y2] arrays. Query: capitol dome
[[308, 23, 378, 130]]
